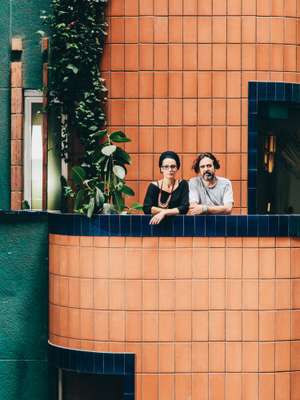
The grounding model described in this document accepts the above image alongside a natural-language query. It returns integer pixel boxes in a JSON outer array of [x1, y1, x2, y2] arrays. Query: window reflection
[[31, 103, 43, 209]]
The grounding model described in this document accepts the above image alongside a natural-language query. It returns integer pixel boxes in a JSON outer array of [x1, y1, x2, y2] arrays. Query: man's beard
[[203, 171, 215, 181]]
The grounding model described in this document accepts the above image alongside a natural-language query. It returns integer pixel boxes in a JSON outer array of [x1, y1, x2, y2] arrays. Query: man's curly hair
[[192, 152, 220, 173]]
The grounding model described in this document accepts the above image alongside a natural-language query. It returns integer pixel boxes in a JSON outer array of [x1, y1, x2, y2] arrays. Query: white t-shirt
[[189, 176, 234, 206]]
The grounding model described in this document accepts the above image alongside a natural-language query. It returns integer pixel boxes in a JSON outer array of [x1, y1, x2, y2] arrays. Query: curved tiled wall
[[102, 1, 300, 213], [49, 233, 300, 400]]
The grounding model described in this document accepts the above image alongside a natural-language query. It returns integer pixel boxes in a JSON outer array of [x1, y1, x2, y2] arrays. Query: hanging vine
[[42, 0, 139, 216]]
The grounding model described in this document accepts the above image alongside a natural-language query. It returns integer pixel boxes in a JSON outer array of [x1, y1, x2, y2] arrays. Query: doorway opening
[[62, 370, 124, 400]]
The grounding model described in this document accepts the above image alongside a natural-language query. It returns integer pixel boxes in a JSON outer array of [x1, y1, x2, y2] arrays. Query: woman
[[143, 151, 189, 224]]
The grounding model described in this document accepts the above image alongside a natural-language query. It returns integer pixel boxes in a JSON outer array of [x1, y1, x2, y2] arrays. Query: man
[[189, 152, 233, 215]]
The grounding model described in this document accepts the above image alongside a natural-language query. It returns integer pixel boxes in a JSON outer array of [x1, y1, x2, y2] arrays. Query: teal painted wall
[[0, 0, 50, 209], [0, 213, 55, 400], [0, 0, 11, 209]]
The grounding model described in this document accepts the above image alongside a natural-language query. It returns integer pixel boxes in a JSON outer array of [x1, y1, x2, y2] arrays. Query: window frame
[[248, 81, 300, 214], [23, 89, 44, 209]]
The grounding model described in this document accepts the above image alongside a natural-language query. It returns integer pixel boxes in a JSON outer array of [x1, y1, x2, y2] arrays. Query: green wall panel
[[0, 1, 10, 209], [0, 89, 10, 209], [0, 214, 53, 400], [22, 40, 44, 89], [11, 0, 50, 89], [0, 1, 10, 89], [0, 217, 48, 358], [11, 0, 50, 37], [0, 361, 50, 400], [0, 0, 10, 209]]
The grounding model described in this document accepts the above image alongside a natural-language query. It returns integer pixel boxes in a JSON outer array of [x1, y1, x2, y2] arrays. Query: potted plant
[[65, 129, 140, 217]]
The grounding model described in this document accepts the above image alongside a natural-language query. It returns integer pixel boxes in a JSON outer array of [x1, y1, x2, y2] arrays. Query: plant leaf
[[121, 185, 135, 196], [21, 200, 31, 210], [74, 189, 85, 210], [66, 64, 79, 74], [130, 202, 143, 210], [101, 144, 116, 156], [109, 131, 131, 143], [95, 187, 105, 207], [104, 158, 110, 172], [115, 147, 131, 164], [72, 166, 86, 184], [113, 191, 124, 212], [94, 129, 108, 139], [113, 165, 126, 180], [87, 197, 95, 218], [90, 147, 105, 163]]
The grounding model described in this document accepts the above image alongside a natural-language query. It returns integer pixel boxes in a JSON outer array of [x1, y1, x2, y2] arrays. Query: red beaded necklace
[[157, 180, 175, 209]]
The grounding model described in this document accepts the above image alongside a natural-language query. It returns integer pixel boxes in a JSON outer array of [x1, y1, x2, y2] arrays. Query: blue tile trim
[[247, 215, 258, 236], [195, 216, 206, 236], [48, 344, 135, 395], [237, 215, 247, 236], [206, 216, 216, 236], [258, 82, 267, 100], [173, 215, 184, 236], [258, 215, 269, 236], [248, 81, 300, 214], [216, 215, 226, 236], [48, 343, 135, 374], [48, 213, 300, 237], [226, 215, 238, 236]]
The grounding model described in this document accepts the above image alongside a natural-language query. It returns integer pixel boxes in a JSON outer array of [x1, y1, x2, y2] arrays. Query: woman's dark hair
[[192, 152, 220, 173], [159, 151, 181, 169]]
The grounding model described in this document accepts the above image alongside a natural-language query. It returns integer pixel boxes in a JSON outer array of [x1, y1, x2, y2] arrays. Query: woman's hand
[[149, 210, 167, 224]]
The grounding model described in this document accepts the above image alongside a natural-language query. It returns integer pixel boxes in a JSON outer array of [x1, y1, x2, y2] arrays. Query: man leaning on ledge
[[189, 152, 233, 215]]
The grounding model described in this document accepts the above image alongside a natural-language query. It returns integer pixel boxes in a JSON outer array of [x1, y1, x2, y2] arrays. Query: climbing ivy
[[42, 0, 108, 161], [42, 0, 139, 216]]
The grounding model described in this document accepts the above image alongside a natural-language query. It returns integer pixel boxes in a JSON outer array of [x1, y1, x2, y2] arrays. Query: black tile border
[[0, 210, 48, 224], [48, 343, 135, 400], [48, 213, 300, 237], [248, 81, 300, 214], [2, 209, 300, 238], [0, 210, 48, 216]]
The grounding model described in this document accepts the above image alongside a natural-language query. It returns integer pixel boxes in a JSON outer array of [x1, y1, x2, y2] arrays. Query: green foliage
[[130, 202, 144, 211], [21, 200, 30, 210], [43, 0, 108, 161], [65, 131, 135, 215], [44, 0, 137, 216]]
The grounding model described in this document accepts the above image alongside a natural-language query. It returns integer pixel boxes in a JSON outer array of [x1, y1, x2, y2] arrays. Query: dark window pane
[[63, 371, 124, 400]]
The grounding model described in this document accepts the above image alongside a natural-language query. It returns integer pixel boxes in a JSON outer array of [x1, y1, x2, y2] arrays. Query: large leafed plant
[[43, 0, 138, 216]]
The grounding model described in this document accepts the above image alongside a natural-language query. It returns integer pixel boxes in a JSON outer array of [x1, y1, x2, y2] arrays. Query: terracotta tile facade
[[10, 38, 23, 209], [49, 234, 300, 400], [100, 1, 300, 213]]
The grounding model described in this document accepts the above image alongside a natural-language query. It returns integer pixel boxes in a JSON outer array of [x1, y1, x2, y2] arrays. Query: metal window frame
[[23, 90, 43, 208]]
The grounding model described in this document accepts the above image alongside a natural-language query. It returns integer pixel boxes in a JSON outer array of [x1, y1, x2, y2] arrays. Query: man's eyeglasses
[[161, 164, 177, 170]]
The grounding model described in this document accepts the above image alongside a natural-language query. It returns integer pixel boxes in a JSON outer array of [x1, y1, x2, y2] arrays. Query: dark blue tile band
[[48, 213, 300, 237], [48, 343, 134, 375], [206, 216, 216, 236], [48, 343, 135, 396], [226, 215, 238, 236]]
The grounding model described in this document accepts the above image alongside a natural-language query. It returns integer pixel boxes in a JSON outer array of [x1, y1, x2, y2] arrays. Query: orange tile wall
[[101, 0, 300, 213], [49, 234, 300, 400], [11, 51, 23, 210]]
